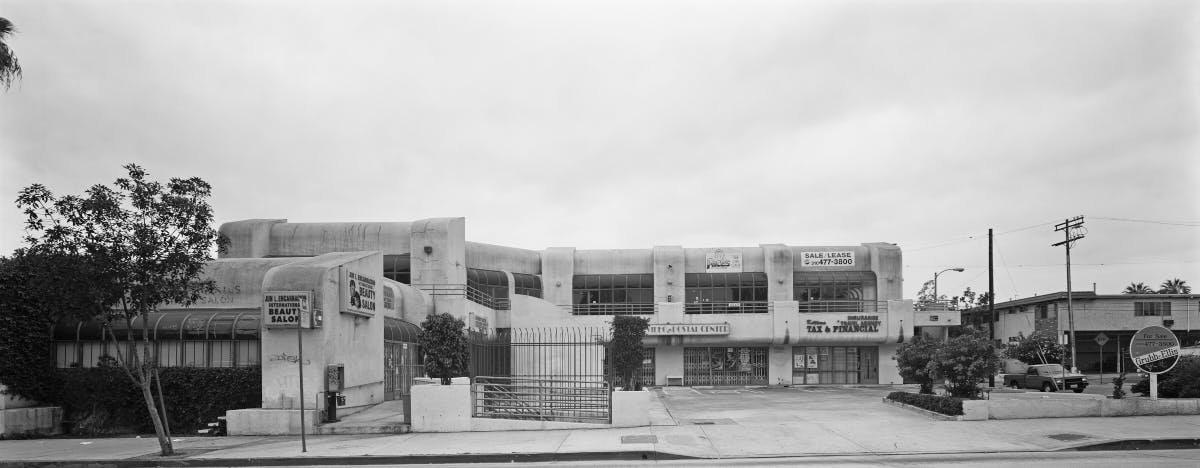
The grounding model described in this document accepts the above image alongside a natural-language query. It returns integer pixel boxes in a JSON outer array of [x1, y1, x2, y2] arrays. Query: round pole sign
[[1129, 325, 1180, 374]]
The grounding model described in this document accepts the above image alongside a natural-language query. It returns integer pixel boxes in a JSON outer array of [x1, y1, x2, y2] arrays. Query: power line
[[1090, 216, 1200, 227], [905, 219, 1060, 253]]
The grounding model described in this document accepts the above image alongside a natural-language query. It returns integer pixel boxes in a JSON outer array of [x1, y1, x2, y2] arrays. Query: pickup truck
[[1002, 364, 1089, 393]]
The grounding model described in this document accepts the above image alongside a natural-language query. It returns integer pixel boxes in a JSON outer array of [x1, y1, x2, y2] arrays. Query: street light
[[932, 268, 965, 303]]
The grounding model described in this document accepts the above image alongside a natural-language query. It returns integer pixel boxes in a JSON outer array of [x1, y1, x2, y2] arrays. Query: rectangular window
[[1134, 302, 1172, 317], [684, 273, 769, 314], [55, 342, 78, 368], [794, 272, 877, 313], [572, 274, 654, 315], [383, 254, 411, 284], [1036, 304, 1048, 319]]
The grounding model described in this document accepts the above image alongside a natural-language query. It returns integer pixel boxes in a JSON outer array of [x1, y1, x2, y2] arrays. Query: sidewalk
[[2, 390, 1198, 466]]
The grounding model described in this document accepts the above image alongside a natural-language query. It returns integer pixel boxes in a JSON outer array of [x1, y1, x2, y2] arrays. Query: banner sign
[[341, 269, 378, 318], [800, 251, 855, 267], [705, 249, 743, 273], [647, 323, 730, 336], [1130, 326, 1180, 374], [263, 291, 312, 329]]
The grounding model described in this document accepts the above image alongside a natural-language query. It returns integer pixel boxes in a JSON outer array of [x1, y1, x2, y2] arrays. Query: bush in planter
[[886, 391, 964, 416], [930, 327, 1001, 398], [1131, 356, 1200, 398], [1111, 373, 1126, 399]]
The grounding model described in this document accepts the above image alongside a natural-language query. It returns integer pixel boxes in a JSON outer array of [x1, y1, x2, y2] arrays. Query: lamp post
[[932, 268, 965, 303]]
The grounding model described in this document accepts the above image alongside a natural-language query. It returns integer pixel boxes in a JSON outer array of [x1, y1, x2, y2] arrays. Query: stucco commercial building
[[218, 216, 914, 389]]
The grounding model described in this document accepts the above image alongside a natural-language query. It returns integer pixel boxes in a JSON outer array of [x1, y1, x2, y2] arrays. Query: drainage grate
[[621, 435, 658, 444], [694, 421, 715, 425], [1047, 433, 1090, 441]]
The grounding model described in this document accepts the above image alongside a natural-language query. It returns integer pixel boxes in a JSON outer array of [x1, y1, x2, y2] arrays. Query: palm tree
[[1158, 278, 1191, 294], [1, 17, 22, 90], [1123, 282, 1154, 294]]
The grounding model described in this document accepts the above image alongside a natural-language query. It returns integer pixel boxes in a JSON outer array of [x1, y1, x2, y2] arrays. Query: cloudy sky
[[1, 0, 1197, 301]]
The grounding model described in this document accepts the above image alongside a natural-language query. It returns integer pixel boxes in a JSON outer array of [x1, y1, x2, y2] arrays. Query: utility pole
[[989, 228, 995, 387], [1052, 216, 1086, 373]]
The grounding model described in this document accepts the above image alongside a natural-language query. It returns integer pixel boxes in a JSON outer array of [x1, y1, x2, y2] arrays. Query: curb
[[0, 451, 697, 468]]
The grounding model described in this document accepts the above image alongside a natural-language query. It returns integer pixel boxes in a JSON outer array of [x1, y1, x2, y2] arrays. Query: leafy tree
[[417, 312, 470, 385], [1123, 282, 1154, 294], [0, 252, 108, 404], [1158, 278, 1191, 294], [609, 316, 650, 391], [930, 327, 1000, 397], [15, 164, 225, 456], [893, 334, 939, 394], [0, 17, 21, 90], [1002, 328, 1064, 365]]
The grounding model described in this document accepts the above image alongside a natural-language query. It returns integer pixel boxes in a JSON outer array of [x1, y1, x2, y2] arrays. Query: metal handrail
[[568, 303, 655, 315], [796, 300, 881, 314], [472, 376, 611, 424], [411, 283, 510, 310], [684, 301, 770, 314]]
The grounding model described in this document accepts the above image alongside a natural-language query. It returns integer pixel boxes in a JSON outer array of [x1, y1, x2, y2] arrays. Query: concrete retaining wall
[[960, 398, 1200, 420], [411, 382, 651, 432]]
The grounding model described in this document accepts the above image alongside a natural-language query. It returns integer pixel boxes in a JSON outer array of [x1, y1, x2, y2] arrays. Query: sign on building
[[799, 251, 855, 267], [797, 312, 889, 342], [382, 284, 397, 312], [705, 249, 743, 273], [646, 323, 731, 336], [263, 291, 315, 329], [341, 269, 378, 318]]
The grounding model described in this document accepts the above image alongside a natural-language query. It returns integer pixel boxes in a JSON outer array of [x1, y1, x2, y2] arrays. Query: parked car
[[1002, 364, 1088, 393]]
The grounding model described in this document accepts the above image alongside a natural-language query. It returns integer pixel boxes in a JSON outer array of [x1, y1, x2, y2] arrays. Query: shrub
[[893, 334, 938, 394], [610, 316, 650, 391], [1131, 356, 1200, 398], [57, 366, 261, 435], [1111, 373, 1126, 399], [886, 391, 964, 416]]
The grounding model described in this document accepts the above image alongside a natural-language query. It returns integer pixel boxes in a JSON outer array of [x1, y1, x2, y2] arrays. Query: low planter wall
[[963, 398, 1200, 420], [0, 406, 63, 437]]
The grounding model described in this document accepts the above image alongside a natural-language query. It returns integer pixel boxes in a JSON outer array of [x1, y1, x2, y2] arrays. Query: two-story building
[[52, 216, 922, 421], [963, 292, 1200, 373]]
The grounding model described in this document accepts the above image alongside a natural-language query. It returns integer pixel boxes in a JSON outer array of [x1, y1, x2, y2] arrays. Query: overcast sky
[[1, 0, 1197, 301]]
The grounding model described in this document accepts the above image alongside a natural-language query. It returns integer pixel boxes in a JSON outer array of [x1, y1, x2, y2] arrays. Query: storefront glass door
[[792, 346, 878, 384]]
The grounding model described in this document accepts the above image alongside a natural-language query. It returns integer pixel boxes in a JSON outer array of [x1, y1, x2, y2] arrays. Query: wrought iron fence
[[472, 376, 611, 424], [470, 327, 611, 382]]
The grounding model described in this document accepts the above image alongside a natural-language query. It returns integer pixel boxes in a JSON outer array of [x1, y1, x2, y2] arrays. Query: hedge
[[57, 366, 261, 435], [886, 391, 964, 416], [1130, 356, 1200, 398]]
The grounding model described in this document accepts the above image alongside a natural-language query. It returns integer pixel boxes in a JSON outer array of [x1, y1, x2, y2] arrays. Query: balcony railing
[[412, 284, 510, 310], [684, 301, 770, 314], [569, 303, 655, 315], [797, 300, 878, 314]]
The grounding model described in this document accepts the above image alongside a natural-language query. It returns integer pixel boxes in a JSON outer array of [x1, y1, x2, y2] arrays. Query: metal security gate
[[683, 347, 768, 386], [384, 318, 423, 424]]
